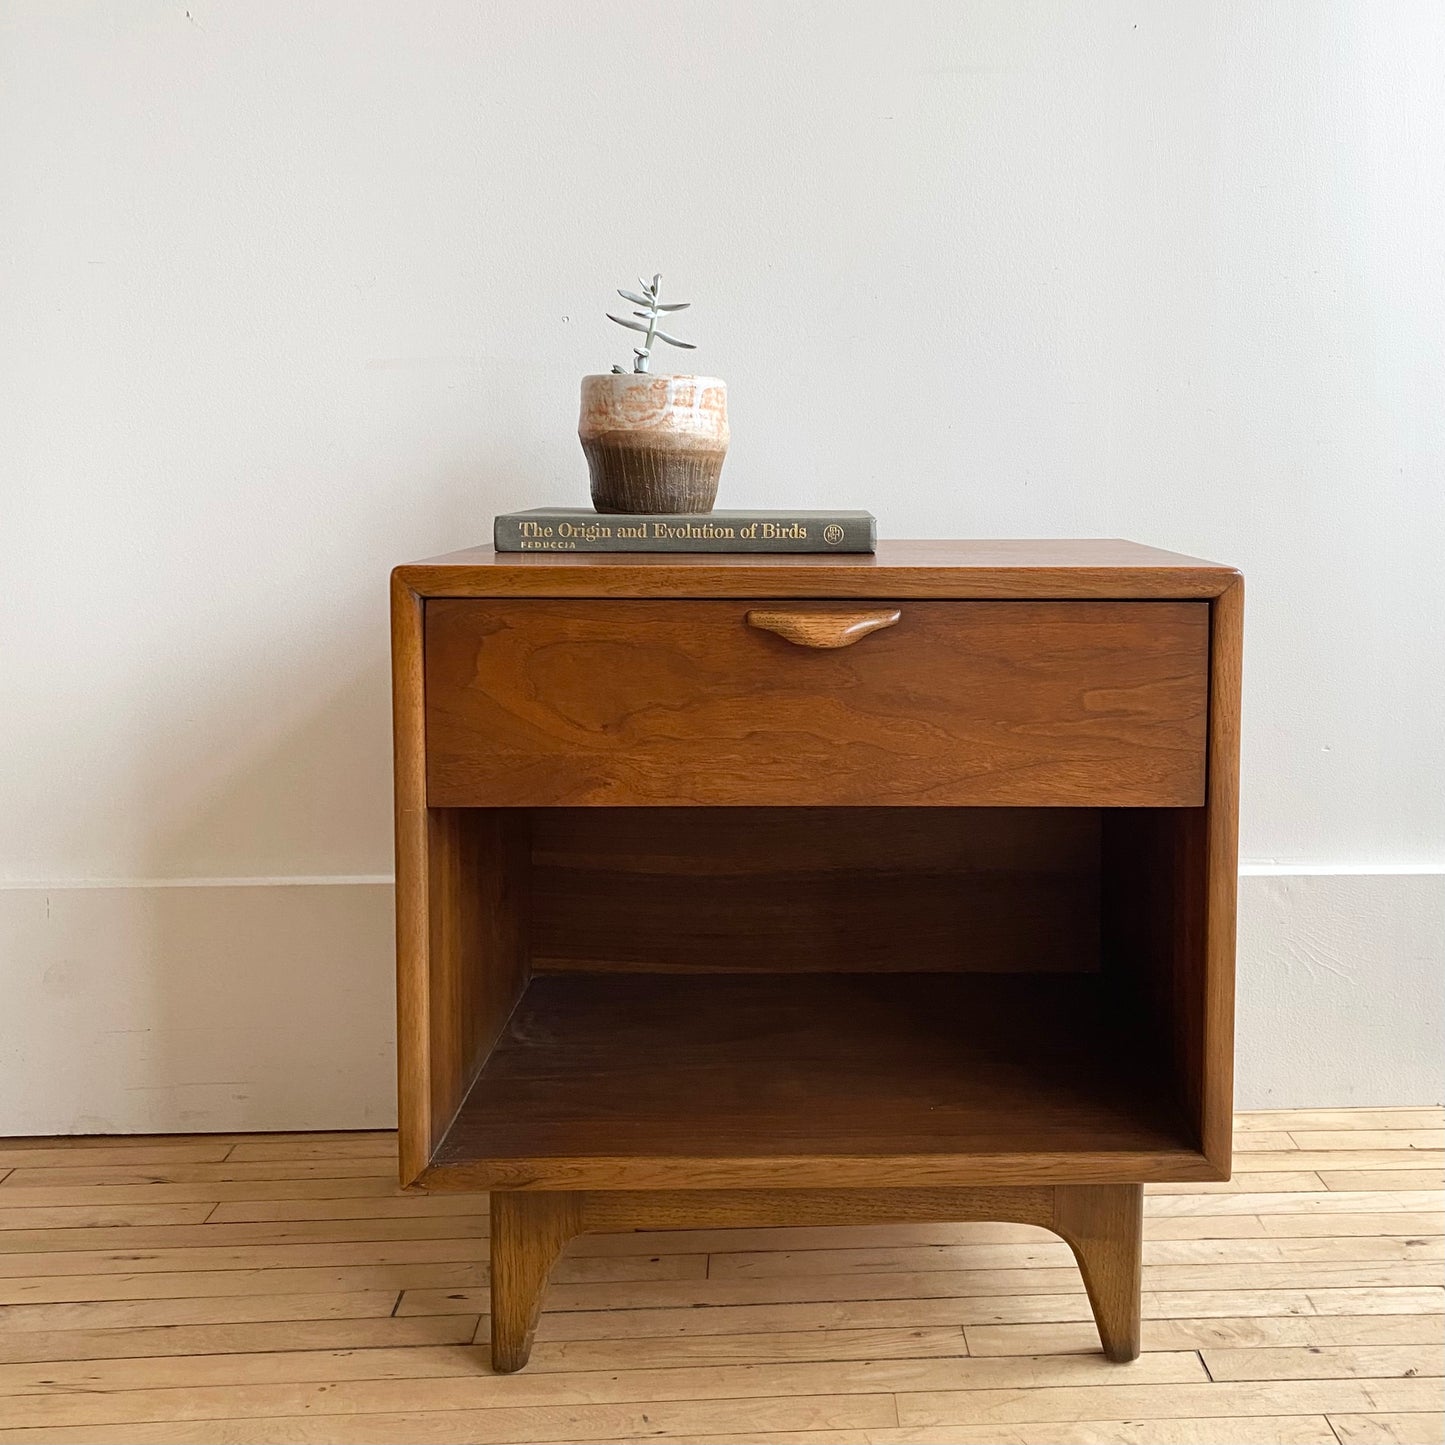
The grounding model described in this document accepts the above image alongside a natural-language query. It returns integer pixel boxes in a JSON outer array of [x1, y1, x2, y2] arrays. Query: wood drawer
[[423, 599, 1208, 807]]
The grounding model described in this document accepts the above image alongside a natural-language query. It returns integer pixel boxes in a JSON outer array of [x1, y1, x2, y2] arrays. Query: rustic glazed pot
[[579, 373, 728, 514]]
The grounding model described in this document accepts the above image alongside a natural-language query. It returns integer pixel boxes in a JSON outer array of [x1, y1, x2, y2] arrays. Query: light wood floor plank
[[1328, 1413, 1445, 1444], [0, 1159, 394, 1187], [0, 1203, 217, 1230], [225, 1140, 399, 1163], [1322, 1172, 1445, 1192], [1259, 1211, 1442, 1238], [1234, 1132, 1301, 1151], [0, 1177, 402, 1207], [0, 1215, 490, 1254], [1201, 1345, 1443, 1381], [28, 1244, 691, 1284], [0, 1238, 496, 1278], [0, 1144, 234, 1170], [1290, 1133, 1443, 1152], [0, 1393, 901, 1444], [1146, 1288, 1444, 1319], [1150, 1172, 1328, 1194], [208, 1194, 492, 1223], [1236, 1110, 1444, 1133], [652, 1423, 1344, 1445], [0, 1291, 404, 1332], [0, 1266, 486, 1307], [1148, 1191, 1441, 1217], [0, 1133, 390, 1152], [964, 1314, 1445, 1356], [895, 1378, 1443, 1428], [1231, 1153, 1445, 1174], [0, 1314, 482, 1365]]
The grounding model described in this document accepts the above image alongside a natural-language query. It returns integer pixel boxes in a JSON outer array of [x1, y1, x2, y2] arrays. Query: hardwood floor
[[0, 1108, 1438, 1444]]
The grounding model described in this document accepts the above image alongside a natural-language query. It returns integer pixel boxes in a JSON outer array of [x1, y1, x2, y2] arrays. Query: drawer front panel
[[424, 599, 1208, 807]]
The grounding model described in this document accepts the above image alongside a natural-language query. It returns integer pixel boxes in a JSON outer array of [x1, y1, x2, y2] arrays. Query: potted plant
[[579, 274, 729, 514]]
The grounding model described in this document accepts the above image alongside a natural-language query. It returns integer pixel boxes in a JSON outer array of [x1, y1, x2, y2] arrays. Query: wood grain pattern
[[423, 973, 1206, 1192], [430, 811, 528, 1175], [394, 574, 530, 1187], [485, 1185, 1060, 1371], [529, 808, 1102, 974], [395, 538, 1241, 601], [489, 1192, 580, 1373], [0, 1112, 1435, 1445], [424, 599, 1209, 807], [1052, 1184, 1144, 1361], [745, 606, 902, 648], [390, 571, 429, 1185], [1200, 576, 1244, 1172], [1099, 577, 1242, 1176]]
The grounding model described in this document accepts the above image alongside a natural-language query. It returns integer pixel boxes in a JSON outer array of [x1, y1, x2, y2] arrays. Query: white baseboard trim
[[1, 868, 1439, 1134], [0, 881, 398, 1136]]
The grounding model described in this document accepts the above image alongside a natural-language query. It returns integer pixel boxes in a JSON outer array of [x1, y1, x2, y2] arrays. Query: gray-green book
[[495, 509, 876, 553]]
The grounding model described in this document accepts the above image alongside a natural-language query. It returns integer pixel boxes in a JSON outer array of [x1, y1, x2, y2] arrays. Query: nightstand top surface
[[394, 539, 1239, 600]]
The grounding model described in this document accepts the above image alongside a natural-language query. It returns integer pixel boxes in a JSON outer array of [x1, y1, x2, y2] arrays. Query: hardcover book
[[495, 508, 876, 554]]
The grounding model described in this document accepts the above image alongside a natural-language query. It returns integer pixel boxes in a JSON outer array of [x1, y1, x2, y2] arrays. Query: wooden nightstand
[[391, 540, 1242, 1371]]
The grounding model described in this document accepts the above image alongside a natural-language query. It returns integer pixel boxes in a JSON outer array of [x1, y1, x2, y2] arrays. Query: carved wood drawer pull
[[746, 608, 903, 649]]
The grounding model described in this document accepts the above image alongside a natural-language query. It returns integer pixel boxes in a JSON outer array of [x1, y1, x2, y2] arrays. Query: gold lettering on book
[[518, 520, 621, 542], [649, 521, 738, 539]]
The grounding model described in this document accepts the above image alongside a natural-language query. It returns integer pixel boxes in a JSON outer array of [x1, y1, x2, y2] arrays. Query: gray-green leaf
[[655, 329, 696, 349], [607, 313, 652, 335]]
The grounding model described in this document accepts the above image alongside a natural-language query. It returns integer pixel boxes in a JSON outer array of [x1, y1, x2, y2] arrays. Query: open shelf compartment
[[412, 806, 1222, 1191]]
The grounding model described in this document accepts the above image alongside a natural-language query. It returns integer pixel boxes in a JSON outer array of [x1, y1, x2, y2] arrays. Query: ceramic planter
[[579, 373, 728, 514]]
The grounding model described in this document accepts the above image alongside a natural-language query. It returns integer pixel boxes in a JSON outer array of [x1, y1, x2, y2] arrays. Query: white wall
[[1, 1, 1440, 1131]]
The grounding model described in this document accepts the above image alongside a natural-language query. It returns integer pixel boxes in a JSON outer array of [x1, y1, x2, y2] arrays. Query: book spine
[[494, 514, 876, 553]]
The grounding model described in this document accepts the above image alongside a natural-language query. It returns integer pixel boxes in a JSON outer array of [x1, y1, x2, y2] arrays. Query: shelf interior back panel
[[529, 806, 1102, 975]]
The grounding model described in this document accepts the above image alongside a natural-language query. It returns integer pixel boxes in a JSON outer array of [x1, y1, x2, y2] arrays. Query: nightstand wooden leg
[[489, 1191, 580, 1373], [1052, 1183, 1143, 1362]]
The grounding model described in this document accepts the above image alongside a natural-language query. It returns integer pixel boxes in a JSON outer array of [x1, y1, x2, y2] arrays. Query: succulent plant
[[607, 273, 696, 374]]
